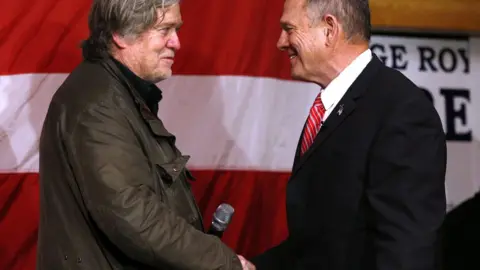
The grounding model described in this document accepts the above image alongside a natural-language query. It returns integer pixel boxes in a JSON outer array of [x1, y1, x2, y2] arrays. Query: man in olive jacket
[[36, 0, 253, 269]]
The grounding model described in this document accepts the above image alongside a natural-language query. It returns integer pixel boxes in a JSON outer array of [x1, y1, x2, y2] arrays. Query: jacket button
[[77, 257, 82, 263], [173, 167, 178, 172], [64, 255, 68, 260]]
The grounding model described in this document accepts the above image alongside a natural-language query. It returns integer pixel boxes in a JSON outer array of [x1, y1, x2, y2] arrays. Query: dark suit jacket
[[252, 54, 447, 270], [442, 192, 480, 270]]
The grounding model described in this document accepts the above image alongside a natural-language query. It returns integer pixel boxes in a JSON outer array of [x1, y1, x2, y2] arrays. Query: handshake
[[238, 255, 256, 270], [210, 204, 256, 269]]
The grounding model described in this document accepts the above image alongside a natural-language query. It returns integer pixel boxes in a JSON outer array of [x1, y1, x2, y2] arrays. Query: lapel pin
[[337, 104, 344, 116]]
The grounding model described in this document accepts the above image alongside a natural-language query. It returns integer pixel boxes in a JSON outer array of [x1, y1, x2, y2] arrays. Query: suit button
[[77, 257, 82, 263], [64, 255, 68, 260]]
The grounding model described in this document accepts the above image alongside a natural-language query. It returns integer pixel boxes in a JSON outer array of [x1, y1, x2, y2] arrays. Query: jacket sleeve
[[367, 93, 447, 269], [65, 101, 242, 270]]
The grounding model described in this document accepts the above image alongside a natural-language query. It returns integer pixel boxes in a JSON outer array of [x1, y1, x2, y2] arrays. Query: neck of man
[[111, 50, 145, 80], [316, 42, 369, 89]]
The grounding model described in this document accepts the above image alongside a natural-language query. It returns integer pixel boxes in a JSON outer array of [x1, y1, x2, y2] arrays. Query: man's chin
[[290, 70, 307, 82], [149, 70, 172, 83]]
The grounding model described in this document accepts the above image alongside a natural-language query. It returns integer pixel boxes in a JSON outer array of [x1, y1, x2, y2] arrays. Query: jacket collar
[[110, 56, 163, 115], [98, 56, 176, 140]]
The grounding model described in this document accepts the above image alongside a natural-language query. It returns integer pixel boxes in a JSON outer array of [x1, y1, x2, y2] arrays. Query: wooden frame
[[370, 0, 480, 34]]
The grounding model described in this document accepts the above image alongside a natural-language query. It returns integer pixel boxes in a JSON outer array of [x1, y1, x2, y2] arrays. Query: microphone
[[207, 203, 235, 238]]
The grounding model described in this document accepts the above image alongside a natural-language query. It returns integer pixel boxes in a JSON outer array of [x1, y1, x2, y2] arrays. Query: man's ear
[[112, 33, 129, 49], [323, 14, 340, 46]]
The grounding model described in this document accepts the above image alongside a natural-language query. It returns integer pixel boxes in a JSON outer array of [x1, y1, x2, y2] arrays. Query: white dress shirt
[[320, 49, 372, 122]]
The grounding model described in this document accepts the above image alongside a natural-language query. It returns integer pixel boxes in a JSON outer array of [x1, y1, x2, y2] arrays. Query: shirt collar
[[320, 49, 372, 111]]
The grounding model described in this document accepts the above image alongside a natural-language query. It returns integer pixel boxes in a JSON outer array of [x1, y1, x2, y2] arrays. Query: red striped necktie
[[300, 92, 326, 155]]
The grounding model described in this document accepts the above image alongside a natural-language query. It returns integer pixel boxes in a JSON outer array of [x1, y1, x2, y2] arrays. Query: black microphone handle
[[207, 225, 224, 238]]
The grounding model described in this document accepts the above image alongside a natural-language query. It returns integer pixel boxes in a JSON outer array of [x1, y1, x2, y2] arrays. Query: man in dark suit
[[251, 0, 447, 269]]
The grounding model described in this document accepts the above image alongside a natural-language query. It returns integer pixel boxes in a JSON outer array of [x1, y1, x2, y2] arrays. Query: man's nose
[[167, 31, 181, 51], [277, 30, 288, 51]]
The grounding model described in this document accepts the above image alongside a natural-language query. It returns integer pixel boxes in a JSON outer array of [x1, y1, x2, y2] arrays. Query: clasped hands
[[238, 255, 255, 270]]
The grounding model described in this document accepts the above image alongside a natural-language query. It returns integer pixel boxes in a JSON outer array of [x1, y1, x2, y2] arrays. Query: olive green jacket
[[37, 58, 242, 270]]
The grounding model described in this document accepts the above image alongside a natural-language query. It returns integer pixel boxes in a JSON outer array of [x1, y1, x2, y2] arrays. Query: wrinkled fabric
[[36, 58, 242, 270]]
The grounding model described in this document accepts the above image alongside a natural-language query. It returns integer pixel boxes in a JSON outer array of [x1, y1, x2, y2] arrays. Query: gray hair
[[81, 0, 180, 60], [306, 0, 371, 42]]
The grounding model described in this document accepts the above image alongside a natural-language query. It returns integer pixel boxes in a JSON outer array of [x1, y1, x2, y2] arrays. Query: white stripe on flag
[[1, 73, 479, 209], [0, 73, 319, 172]]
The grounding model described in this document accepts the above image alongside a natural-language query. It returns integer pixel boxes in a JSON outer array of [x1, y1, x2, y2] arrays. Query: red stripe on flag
[[0, 0, 92, 75], [191, 169, 289, 256], [0, 0, 292, 79], [0, 170, 289, 269], [0, 173, 39, 270]]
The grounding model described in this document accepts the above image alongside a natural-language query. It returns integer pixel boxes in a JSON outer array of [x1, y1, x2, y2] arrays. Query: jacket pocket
[[152, 155, 202, 227], [154, 155, 190, 187]]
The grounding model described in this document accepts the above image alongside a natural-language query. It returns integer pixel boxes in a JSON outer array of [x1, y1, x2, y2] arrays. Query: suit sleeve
[[367, 93, 447, 269], [250, 239, 292, 270], [66, 102, 242, 270]]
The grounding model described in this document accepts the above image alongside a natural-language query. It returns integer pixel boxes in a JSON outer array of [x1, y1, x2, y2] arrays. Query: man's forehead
[[155, 5, 182, 26], [281, 0, 305, 22], [280, 0, 303, 28], [283, 0, 306, 11]]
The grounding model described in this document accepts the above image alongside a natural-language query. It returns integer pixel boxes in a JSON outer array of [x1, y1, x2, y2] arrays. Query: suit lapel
[[291, 131, 303, 170], [291, 55, 383, 177]]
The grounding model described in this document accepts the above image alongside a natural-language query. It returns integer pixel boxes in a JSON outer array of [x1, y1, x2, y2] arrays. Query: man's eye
[[282, 26, 292, 33], [155, 25, 180, 35], [156, 27, 170, 35]]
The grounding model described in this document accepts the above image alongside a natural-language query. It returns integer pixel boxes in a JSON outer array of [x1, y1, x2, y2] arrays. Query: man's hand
[[238, 255, 256, 270]]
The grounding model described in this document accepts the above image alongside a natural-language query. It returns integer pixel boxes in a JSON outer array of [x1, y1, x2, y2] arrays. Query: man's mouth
[[161, 56, 175, 64], [289, 49, 298, 59]]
